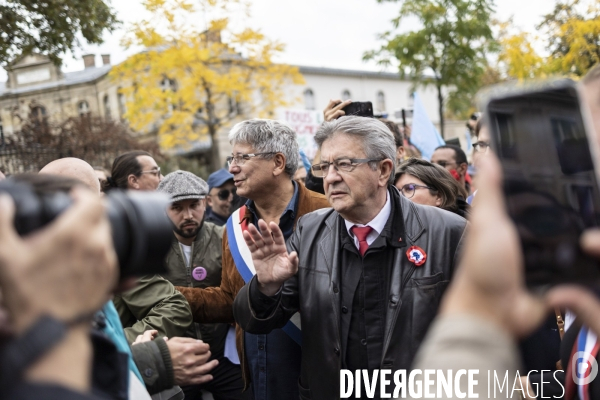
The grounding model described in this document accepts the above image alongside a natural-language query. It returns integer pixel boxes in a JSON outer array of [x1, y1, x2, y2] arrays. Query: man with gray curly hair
[[234, 116, 467, 399], [176, 119, 329, 400]]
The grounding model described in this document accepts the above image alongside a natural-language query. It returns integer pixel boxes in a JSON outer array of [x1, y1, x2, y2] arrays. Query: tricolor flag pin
[[406, 246, 427, 266]]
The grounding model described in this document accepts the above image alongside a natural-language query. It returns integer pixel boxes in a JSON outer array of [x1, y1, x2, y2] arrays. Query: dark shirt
[[244, 181, 301, 400], [340, 223, 393, 373], [204, 208, 228, 227], [245, 181, 299, 239]]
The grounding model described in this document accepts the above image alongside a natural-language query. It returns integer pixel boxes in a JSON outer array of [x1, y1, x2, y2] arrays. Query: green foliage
[[0, 0, 119, 66], [366, 0, 497, 128]]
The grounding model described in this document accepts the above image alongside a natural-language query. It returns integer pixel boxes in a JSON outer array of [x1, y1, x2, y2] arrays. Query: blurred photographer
[[0, 183, 117, 399]]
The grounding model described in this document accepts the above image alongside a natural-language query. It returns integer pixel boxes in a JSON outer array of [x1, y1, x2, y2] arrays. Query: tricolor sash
[[566, 325, 600, 400], [227, 206, 302, 345]]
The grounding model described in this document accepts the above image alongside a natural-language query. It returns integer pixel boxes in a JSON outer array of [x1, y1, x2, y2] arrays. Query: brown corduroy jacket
[[176, 183, 329, 389]]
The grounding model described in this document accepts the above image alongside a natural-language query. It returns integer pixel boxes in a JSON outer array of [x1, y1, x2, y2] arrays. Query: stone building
[[0, 53, 124, 137]]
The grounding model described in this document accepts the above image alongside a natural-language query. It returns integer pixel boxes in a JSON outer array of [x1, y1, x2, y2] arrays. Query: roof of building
[[0, 63, 403, 98], [0, 64, 112, 97], [298, 65, 401, 80]]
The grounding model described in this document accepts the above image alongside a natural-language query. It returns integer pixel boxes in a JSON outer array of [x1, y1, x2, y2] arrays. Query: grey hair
[[314, 116, 396, 184], [228, 119, 299, 177]]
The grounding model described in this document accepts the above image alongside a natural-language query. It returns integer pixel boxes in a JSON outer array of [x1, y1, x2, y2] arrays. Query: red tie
[[351, 225, 373, 257]]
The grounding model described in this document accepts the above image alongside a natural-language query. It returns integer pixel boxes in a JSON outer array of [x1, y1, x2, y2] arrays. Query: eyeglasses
[[311, 158, 383, 178], [399, 183, 436, 199], [140, 167, 160, 177], [472, 141, 490, 153], [216, 188, 236, 201], [433, 160, 457, 168], [226, 152, 276, 167]]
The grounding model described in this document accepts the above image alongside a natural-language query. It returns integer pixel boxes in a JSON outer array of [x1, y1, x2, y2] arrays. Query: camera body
[[0, 179, 173, 279]]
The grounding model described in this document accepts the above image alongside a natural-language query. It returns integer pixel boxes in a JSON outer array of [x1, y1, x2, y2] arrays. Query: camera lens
[[106, 190, 172, 278], [0, 180, 173, 279]]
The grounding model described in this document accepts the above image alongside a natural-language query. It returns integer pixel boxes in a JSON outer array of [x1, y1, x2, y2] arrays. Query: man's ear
[[272, 153, 287, 177], [396, 146, 405, 163], [127, 174, 139, 190], [457, 162, 468, 177], [379, 159, 394, 187], [434, 193, 443, 207], [206, 195, 214, 208]]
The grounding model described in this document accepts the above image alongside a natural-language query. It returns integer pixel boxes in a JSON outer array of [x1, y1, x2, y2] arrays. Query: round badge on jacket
[[192, 266, 207, 281], [406, 246, 427, 266]]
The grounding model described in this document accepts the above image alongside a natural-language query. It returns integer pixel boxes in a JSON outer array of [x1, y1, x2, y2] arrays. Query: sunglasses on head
[[217, 188, 236, 201]]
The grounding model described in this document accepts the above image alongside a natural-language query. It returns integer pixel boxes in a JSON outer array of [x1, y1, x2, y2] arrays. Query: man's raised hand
[[242, 219, 299, 296], [323, 99, 351, 122]]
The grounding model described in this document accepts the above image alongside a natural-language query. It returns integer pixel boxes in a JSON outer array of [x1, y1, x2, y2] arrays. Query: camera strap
[[0, 315, 67, 392]]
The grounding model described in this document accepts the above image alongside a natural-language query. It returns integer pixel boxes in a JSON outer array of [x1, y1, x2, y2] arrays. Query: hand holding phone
[[323, 100, 374, 121]]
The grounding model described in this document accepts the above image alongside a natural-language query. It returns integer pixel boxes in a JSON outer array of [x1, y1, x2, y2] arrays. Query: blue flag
[[465, 127, 472, 150], [410, 92, 445, 160]]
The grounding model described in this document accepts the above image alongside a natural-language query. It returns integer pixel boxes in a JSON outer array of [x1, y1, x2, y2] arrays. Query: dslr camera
[[0, 179, 173, 279]]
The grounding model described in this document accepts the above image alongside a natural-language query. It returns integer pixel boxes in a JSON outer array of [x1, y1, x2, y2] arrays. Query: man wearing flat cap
[[158, 170, 245, 400], [205, 168, 236, 227]]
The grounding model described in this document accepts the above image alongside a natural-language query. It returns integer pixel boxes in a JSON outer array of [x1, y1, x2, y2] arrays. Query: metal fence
[[0, 143, 140, 175]]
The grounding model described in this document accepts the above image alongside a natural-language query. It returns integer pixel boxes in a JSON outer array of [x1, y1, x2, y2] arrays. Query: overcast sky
[[3, 0, 559, 77]]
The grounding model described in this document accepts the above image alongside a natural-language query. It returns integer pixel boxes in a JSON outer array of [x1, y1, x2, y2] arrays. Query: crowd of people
[[4, 65, 600, 400]]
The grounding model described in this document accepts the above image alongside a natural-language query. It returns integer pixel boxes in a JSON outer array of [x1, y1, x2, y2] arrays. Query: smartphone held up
[[484, 80, 600, 288]]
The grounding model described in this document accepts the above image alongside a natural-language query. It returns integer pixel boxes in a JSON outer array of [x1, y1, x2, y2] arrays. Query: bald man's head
[[40, 158, 101, 194]]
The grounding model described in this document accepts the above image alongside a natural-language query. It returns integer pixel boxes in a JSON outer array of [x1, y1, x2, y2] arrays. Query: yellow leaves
[[555, 17, 600, 74], [209, 18, 229, 33], [497, 10, 600, 80], [115, 0, 304, 152], [495, 1, 600, 80], [498, 31, 546, 80]]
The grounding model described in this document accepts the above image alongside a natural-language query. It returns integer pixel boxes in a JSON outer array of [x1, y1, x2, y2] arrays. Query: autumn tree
[[365, 0, 497, 135], [497, 1, 600, 81], [112, 0, 304, 171], [0, 0, 119, 66], [496, 22, 547, 80], [538, 0, 600, 76]]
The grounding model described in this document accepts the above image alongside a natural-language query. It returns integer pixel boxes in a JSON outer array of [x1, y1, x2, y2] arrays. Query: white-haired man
[[234, 116, 467, 399]]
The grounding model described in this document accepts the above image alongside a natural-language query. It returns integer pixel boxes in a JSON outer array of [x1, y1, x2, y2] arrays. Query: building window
[[103, 95, 111, 120], [78, 101, 90, 117], [31, 105, 47, 120], [30, 104, 48, 130], [304, 88, 315, 110], [342, 90, 351, 101], [376, 91, 386, 113], [160, 77, 177, 91], [118, 92, 127, 119], [228, 92, 242, 116]]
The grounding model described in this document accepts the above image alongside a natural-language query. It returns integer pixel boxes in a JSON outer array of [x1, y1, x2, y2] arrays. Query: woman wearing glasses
[[395, 158, 470, 218]]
